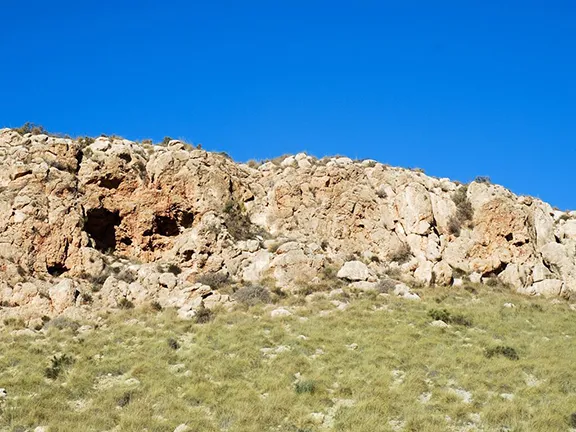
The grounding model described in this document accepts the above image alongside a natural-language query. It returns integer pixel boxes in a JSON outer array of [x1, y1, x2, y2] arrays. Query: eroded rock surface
[[0, 128, 574, 324]]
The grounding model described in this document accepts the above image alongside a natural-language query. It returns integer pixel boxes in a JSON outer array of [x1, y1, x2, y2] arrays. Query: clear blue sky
[[1, 1, 575, 209]]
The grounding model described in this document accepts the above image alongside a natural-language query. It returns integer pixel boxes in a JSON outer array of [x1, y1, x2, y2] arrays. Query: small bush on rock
[[196, 272, 229, 288], [233, 285, 271, 306], [195, 306, 214, 324], [389, 244, 412, 264], [377, 278, 397, 293], [118, 298, 134, 310], [449, 186, 474, 236]]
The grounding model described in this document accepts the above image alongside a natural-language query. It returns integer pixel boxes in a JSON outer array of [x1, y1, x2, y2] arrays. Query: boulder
[[337, 261, 370, 281]]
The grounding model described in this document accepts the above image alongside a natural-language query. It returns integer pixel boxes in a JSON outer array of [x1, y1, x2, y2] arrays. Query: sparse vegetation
[[14, 122, 47, 136], [294, 380, 316, 394], [195, 272, 229, 288], [474, 176, 492, 184], [194, 305, 214, 324], [428, 308, 473, 327], [222, 199, 268, 241], [44, 354, 75, 379], [117, 298, 134, 309], [448, 185, 474, 236], [0, 285, 574, 431], [389, 243, 412, 264], [377, 277, 397, 293], [485, 345, 520, 360], [233, 285, 271, 306]]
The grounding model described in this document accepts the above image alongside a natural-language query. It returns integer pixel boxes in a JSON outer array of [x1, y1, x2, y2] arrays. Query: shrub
[[81, 293, 93, 304], [117, 392, 132, 407], [322, 265, 338, 280], [195, 272, 229, 289], [3, 317, 25, 328], [570, 413, 576, 428], [195, 306, 214, 324], [474, 176, 491, 184], [484, 277, 499, 287], [377, 278, 397, 294], [449, 186, 474, 236], [45, 317, 80, 332], [222, 199, 267, 240], [45, 354, 75, 379], [428, 308, 451, 322], [118, 298, 134, 310], [233, 285, 272, 306], [162, 136, 172, 146], [389, 244, 412, 264], [166, 263, 182, 276], [167, 338, 180, 350], [428, 308, 472, 327], [78, 136, 95, 147], [15, 122, 47, 136], [295, 380, 316, 394], [116, 268, 137, 284], [485, 345, 519, 360], [151, 301, 162, 311]]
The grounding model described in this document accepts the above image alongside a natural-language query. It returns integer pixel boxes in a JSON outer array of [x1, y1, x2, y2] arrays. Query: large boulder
[[337, 261, 371, 281]]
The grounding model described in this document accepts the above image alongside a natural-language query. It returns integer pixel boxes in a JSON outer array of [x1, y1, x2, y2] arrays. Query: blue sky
[[1, 1, 575, 209]]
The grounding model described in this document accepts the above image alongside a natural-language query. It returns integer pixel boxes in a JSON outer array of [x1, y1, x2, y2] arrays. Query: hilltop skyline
[[1, 1, 575, 209]]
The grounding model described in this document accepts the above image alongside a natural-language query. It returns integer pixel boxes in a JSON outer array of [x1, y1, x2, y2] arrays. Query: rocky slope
[[1, 128, 575, 326]]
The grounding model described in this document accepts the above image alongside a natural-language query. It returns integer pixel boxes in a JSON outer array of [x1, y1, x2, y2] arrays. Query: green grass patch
[[0, 287, 575, 431]]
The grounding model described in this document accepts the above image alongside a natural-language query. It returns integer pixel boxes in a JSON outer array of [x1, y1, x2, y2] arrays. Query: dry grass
[[1, 285, 575, 431]]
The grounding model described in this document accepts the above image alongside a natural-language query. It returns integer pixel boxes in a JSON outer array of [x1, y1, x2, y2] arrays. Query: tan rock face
[[0, 127, 575, 324]]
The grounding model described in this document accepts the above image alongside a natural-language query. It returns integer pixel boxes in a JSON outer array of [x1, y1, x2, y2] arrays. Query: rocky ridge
[[1, 127, 575, 326]]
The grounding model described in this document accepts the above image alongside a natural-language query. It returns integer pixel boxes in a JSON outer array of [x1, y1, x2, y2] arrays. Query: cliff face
[[1, 128, 575, 325]]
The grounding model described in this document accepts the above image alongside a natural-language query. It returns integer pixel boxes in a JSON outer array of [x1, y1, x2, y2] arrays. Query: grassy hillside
[[1, 285, 575, 431]]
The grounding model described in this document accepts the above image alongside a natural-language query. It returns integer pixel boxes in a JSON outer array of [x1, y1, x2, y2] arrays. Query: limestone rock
[[1, 127, 576, 324], [337, 261, 370, 281]]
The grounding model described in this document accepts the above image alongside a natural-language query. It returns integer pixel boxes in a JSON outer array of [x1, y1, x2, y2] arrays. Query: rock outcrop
[[0, 128, 574, 325]]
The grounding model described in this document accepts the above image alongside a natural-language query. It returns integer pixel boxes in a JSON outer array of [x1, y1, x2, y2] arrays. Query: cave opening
[[154, 215, 179, 237], [84, 208, 122, 252], [47, 263, 68, 276]]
